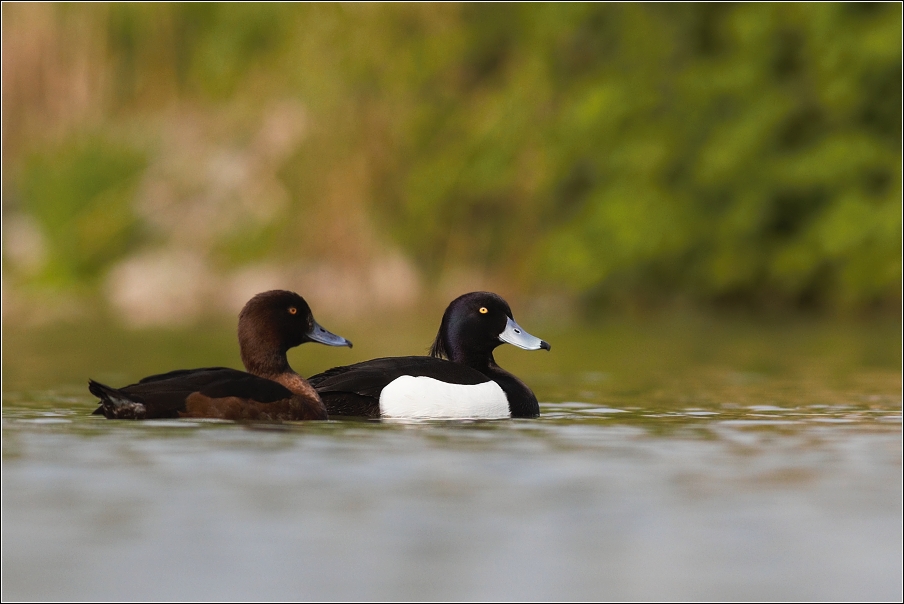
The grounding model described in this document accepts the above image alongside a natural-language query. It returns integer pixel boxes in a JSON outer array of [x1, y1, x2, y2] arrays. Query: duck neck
[[239, 327, 296, 380], [444, 336, 498, 372], [240, 339, 320, 400], [242, 348, 294, 379]]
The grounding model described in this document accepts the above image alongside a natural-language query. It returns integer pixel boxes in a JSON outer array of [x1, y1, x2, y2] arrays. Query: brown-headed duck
[[90, 290, 352, 421]]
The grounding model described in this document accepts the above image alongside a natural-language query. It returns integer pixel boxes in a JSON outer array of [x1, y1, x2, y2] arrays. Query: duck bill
[[498, 316, 550, 351], [307, 320, 353, 348]]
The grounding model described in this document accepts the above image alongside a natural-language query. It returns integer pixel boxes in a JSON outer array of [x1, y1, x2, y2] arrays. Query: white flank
[[380, 376, 510, 419]]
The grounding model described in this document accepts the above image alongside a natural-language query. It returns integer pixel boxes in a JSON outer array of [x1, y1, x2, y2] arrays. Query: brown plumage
[[89, 290, 352, 421]]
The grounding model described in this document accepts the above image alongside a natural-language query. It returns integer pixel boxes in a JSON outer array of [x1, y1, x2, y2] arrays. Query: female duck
[[309, 292, 549, 419], [90, 290, 352, 421]]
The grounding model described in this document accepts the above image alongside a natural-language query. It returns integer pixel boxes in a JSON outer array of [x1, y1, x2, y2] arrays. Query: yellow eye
[[288, 307, 297, 315], [479, 307, 488, 314]]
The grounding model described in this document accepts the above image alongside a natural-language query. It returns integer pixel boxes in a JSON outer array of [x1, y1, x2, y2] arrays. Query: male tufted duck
[[308, 292, 550, 419], [90, 290, 352, 421]]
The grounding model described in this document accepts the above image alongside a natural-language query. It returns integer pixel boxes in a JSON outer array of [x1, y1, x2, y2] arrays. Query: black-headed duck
[[308, 292, 549, 419]]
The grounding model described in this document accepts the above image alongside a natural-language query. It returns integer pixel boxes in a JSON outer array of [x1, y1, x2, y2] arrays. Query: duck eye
[[288, 307, 297, 315], [479, 307, 488, 314]]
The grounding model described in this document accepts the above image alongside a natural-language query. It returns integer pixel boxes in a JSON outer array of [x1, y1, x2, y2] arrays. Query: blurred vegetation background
[[2, 3, 901, 326]]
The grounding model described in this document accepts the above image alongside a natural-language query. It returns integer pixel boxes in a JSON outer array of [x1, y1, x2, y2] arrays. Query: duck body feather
[[88, 290, 351, 421], [90, 367, 327, 421], [309, 356, 492, 418], [310, 292, 547, 420], [310, 355, 539, 419]]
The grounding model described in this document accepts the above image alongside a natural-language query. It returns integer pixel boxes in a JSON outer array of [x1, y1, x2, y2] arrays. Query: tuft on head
[[428, 291, 511, 359], [428, 294, 462, 359], [429, 323, 448, 359]]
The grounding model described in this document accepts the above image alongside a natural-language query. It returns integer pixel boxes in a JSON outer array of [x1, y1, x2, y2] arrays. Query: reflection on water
[[2, 316, 901, 600]]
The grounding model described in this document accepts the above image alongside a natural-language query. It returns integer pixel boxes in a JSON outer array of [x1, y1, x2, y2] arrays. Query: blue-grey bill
[[498, 316, 550, 351], [308, 321, 353, 348]]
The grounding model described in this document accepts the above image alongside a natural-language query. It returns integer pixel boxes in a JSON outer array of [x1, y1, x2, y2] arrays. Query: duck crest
[[428, 292, 503, 369], [427, 306, 493, 369], [428, 311, 451, 360]]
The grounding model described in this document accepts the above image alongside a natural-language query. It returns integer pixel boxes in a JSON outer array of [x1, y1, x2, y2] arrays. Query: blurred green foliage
[[369, 3, 901, 310], [4, 3, 901, 311], [20, 138, 145, 287]]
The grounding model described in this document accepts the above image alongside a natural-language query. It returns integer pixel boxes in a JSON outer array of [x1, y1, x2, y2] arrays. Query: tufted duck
[[89, 290, 352, 421], [308, 292, 549, 419]]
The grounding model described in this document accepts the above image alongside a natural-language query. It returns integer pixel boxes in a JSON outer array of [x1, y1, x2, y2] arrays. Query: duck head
[[238, 290, 352, 375], [429, 292, 550, 366]]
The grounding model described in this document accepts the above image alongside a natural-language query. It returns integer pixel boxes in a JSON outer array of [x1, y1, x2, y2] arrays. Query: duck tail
[[88, 380, 147, 419]]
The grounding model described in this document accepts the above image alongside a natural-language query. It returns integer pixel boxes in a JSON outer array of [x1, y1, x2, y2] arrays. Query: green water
[[2, 314, 901, 600]]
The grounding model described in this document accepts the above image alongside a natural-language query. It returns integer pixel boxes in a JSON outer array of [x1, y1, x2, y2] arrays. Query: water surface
[[2, 315, 901, 600]]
